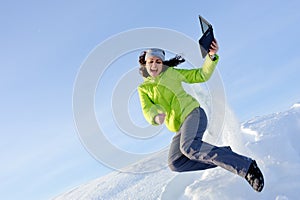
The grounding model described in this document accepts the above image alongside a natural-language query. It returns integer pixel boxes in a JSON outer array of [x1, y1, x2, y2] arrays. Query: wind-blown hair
[[139, 50, 185, 78]]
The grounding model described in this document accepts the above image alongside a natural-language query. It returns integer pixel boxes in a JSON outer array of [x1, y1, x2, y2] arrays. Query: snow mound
[[54, 104, 300, 200], [291, 102, 300, 109]]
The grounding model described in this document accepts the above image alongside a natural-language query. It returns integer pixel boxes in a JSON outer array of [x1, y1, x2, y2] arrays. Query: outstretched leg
[[168, 107, 264, 191], [179, 107, 252, 177]]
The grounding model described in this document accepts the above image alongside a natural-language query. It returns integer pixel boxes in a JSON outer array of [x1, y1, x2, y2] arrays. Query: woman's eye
[[146, 60, 162, 65]]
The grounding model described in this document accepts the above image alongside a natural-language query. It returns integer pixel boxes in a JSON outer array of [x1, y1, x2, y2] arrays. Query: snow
[[53, 104, 300, 200], [291, 102, 300, 109]]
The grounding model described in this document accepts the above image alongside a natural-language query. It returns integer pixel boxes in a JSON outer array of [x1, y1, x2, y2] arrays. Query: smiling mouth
[[150, 69, 158, 73]]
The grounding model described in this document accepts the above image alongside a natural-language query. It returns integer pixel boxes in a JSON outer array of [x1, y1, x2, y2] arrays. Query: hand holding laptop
[[209, 39, 219, 56], [198, 16, 218, 59]]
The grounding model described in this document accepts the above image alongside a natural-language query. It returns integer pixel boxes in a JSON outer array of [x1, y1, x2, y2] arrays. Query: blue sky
[[1, 0, 300, 199]]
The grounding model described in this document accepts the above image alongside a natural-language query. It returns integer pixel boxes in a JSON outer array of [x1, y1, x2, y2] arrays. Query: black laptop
[[198, 15, 214, 58]]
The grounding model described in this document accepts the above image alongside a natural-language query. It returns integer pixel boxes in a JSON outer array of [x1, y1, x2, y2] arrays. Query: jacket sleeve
[[175, 54, 219, 83], [137, 86, 164, 125]]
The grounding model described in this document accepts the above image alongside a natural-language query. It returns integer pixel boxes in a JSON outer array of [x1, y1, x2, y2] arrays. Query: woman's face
[[145, 56, 163, 77]]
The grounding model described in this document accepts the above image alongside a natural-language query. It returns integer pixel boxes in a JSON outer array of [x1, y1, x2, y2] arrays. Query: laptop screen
[[198, 15, 214, 58], [199, 16, 211, 34]]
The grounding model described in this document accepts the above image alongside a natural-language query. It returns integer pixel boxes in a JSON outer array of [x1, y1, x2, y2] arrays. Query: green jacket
[[138, 55, 219, 132]]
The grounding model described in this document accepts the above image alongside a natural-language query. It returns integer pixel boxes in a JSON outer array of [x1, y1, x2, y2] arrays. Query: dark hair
[[139, 51, 185, 78]]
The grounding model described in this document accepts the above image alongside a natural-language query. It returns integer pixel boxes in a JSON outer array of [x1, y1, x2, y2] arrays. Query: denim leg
[[168, 129, 217, 172], [168, 107, 252, 178]]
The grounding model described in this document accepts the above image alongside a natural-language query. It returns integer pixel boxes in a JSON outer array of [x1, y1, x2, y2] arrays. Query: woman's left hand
[[209, 39, 219, 55]]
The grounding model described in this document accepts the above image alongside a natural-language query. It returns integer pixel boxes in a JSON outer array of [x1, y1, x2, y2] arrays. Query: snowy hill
[[54, 104, 300, 200]]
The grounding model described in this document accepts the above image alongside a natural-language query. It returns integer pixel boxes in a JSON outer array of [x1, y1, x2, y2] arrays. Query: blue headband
[[145, 48, 165, 61]]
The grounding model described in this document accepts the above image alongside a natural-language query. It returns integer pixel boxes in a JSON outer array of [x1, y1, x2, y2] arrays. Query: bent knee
[[179, 144, 194, 159], [168, 163, 180, 172], [168, 157, 188, 172]]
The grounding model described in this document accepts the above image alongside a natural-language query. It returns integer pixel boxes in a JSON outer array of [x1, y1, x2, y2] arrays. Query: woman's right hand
[[154, 113, 166, 125]]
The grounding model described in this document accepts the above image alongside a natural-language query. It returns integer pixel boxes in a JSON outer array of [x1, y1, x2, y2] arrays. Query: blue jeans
[[168, 107, 252, 177]]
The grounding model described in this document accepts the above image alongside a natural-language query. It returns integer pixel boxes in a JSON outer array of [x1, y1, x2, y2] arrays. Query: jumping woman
[[137, 40, 264, 192]]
